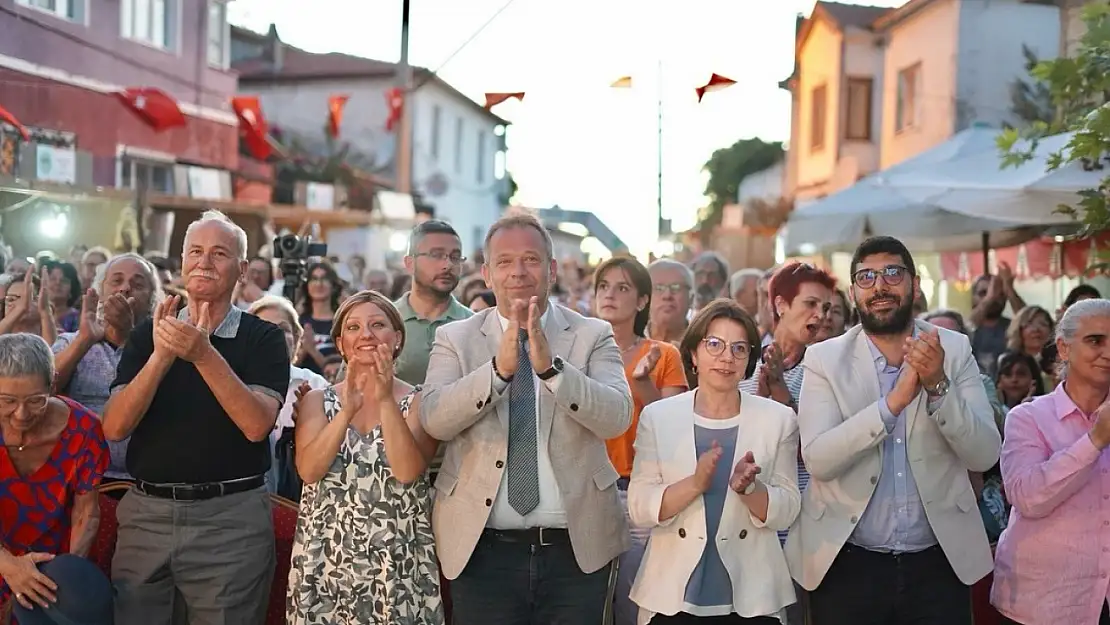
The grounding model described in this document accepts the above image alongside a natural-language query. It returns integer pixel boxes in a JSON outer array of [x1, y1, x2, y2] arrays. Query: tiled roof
[[818, 1, 894, 29]]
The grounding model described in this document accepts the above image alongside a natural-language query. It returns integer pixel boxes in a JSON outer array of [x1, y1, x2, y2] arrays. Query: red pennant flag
[[115, 87, 186, 132], [695, 73, 737, 103], [385, 88, 404, 131], [231, 96, 272, 161], [484, 92, 525, 109], [0, 104, 29, 141], [327, 94, 349, 139]]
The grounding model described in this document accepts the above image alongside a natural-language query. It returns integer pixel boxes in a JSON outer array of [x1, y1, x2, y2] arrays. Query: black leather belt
[[134, 475, 265, 501], [482, 527, 571, 546]]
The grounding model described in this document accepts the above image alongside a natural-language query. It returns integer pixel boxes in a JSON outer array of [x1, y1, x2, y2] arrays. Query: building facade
[[782, 0, 1059, 205], [232, 25, 509, 257]]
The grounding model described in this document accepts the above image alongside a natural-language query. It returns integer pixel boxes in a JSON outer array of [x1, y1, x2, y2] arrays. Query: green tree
[[699, 137, 784, 242], [499, 172, 518, 207], [998, 2, 1110, 233]]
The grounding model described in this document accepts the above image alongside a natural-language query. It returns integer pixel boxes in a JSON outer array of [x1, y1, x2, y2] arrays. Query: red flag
[[231, 96, 272, 161], [385, 88, 404, 131], [115, 87, 186, 132], [695, 73, 737, 103], [0, 104, 29, 141], [484, 92, 525, 109], [327, 94, 349, 139]]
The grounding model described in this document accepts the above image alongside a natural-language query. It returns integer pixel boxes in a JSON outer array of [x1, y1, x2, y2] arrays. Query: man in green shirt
[[393, 220, 473, 386]]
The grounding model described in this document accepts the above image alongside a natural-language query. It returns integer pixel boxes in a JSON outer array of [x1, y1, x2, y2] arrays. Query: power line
[[413, 0, 520, 91]]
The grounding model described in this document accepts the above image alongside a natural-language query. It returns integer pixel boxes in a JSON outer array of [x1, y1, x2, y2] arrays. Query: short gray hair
[[81, 246, 111, 265], [692, 251, 730, 283], [483, 212, 554, 262], [648, 258, 694, 291], [729, 268, 763, 297], [248, 295, 303, 348], [0, 333, 55, 389], [1056, 298, 1110, 380], [183, 210, 248, 261], [93, 253, 164, 317]]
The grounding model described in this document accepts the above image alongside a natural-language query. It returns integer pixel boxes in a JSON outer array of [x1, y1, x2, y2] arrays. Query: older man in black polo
[[103, 210, 290, 625]]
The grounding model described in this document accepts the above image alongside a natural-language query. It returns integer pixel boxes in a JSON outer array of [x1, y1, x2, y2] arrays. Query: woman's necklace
[[619, 337, 642, 355]]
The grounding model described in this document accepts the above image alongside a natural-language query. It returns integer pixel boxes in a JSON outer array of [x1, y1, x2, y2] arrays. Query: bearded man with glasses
[[785, 236, 1001, 625]]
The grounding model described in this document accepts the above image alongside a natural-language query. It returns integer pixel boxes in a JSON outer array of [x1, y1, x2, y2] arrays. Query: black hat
[[11, 554, 113, 625]]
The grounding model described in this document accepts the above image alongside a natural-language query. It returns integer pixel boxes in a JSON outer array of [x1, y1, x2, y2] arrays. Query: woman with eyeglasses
[[628, 299, 801, 624], [593, 256, 689, 625], [1003, 305, 1056, 389], [297, 262, 343, 376], [0, 333, 109, 619]]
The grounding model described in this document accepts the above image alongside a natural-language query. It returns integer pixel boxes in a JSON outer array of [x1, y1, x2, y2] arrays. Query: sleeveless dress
[[286, 386, 444, 625]]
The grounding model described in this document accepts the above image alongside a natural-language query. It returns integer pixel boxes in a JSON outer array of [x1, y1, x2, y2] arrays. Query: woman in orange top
[[594, 256, 689, 625]]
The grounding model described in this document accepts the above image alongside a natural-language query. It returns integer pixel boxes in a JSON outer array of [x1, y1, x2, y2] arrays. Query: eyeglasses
[[416, 251, 467, 266], [852, 265, 908, 289], [702, 336, 751, 359], [653, 283, 689, 295]]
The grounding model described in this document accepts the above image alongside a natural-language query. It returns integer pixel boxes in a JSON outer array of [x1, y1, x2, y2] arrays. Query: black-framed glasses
[[852, 265, 908, 289], [416, 251, 466, 266], [702, 336, 751, 359]]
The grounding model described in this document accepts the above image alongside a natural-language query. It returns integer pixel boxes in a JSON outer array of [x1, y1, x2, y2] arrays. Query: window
[[453, 116, 464, 174], [15, 0, 84, 21], [120, 158, 175, 194], [121, 0, 177, 51], [429, 105, 442, 160], [476, 131, 487, 183], [810, 84, 827, 151], [206, 1, 229, 68], [896, 63, 921, 132], [844, 78, 873, 141]]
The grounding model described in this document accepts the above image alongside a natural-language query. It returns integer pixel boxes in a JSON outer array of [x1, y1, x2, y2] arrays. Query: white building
[[231, 25, 509, 258]]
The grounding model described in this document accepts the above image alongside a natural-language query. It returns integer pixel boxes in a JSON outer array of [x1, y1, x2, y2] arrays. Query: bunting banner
[[327, 95, 349, 139], [483, 92, 525, 109], [695, 73, 737, 102], [610, 76, 633, 89], [115, 87, 186, 132], [385, 87, 404, 132], [0, 103, 29, 141], [231, 96, 272, 161]]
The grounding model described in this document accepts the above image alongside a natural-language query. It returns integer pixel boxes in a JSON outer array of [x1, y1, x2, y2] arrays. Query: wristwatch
[[926, 376, 951, 398], [537, 356, 565, 381]]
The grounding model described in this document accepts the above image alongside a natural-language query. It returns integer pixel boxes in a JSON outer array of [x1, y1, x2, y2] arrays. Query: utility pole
[[656, 59, 664, 239], [395, 0, 414, 195]]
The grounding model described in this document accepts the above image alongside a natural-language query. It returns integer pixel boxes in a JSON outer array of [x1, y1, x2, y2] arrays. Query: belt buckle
[[171, 485, 188, 502], [538, 528, 554, 547]]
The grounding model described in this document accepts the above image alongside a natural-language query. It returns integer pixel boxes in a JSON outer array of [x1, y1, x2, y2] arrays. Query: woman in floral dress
[[287, 290, 443, 625]]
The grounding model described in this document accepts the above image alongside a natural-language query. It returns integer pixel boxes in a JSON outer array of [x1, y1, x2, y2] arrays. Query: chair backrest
[[266, 493, 299, 625], [88, 483, 130, 579]]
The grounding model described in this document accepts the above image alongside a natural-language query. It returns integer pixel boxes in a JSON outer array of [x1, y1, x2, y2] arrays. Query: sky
[[229, 0, 906, 255]]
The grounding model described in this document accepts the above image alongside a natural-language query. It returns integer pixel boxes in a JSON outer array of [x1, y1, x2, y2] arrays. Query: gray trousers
[[614, 487, 651, 625], [111, 487, 275, 625]]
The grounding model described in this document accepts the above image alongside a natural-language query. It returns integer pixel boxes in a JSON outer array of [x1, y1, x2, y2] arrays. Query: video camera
[[273, 234, 328, 303]]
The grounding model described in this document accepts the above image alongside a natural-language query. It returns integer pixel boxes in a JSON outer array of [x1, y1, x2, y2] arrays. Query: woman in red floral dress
[[0, 333, 108, 619]]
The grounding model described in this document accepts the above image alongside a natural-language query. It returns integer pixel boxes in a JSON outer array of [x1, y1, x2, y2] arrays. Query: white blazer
[[628, 390, 801, 624]]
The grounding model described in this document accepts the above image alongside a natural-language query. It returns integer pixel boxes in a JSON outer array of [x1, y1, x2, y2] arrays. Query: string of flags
[[482, 72, 737, 110]]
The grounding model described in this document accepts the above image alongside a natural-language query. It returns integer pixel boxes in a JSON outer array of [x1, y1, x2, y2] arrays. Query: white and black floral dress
[[287, 386, 444, 625]]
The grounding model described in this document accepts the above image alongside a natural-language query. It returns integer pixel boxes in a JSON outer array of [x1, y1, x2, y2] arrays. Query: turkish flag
[[0, 104, 29, 141], [231, 96, 271, 161], [115, 87, 186, 131], [327, 95, 349, 139], [385, 87, 404, 132], [483, 92, 525, 109], [695, 73, 737, 102]]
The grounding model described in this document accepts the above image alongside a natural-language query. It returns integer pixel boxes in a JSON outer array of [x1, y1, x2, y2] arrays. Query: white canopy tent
[[783, 126, 1079, 257]]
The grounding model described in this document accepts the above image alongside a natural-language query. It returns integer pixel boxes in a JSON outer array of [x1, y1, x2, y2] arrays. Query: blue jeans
[[451, 532, 615, 625]]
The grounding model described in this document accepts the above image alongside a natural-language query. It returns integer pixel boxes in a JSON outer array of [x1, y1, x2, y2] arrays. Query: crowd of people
[[0, 207, 1106, 625]]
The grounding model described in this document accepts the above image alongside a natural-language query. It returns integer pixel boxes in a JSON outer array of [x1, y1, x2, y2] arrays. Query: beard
[[415, 272, 458, 297], [857, 291, 915, 336], [695, 284, 718, 306]]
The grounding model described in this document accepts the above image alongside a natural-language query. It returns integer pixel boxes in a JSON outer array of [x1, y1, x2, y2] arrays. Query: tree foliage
[[699, 137, 784, 240], [999, 2, 1110, 233]]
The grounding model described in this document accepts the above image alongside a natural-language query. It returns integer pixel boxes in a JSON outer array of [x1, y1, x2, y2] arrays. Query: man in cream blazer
[[786, 236, 1000, 625], [421, 213, 632, 625]]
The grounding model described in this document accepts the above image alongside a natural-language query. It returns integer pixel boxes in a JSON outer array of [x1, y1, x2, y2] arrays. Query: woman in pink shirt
[[992, 298, 1110, 625]]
